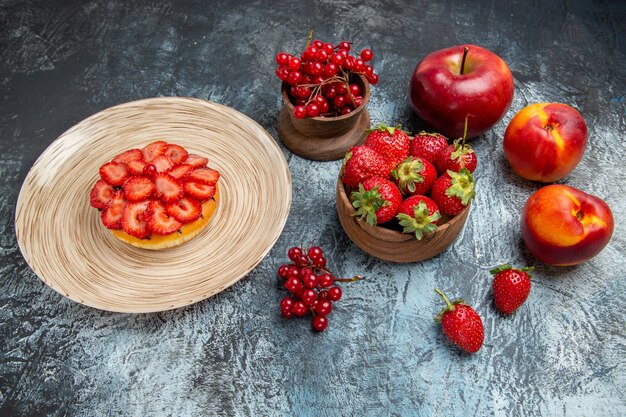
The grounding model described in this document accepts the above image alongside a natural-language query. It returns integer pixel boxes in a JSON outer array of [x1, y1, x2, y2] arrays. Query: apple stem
[[460, 47, 469, 75]]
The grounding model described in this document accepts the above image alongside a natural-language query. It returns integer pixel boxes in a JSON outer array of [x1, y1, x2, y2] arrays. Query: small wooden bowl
[[336, 179, 471, 263], [277, 74, 371, 161]]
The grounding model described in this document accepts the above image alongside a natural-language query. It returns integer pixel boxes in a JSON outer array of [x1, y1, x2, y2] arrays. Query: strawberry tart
[[89, 141, 220, 250]]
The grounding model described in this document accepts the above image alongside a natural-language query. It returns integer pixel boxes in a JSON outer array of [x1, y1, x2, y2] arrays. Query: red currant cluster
[[278, 245, 361, 331], [275, 39, 379, 119]]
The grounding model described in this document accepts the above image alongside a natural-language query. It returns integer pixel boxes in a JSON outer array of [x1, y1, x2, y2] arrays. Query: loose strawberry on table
[[490, 264, 533, 314], [351, 176, 402, 226], [434, 288, 484, 353]]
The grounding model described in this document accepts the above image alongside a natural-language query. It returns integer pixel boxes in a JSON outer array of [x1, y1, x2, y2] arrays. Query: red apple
[[521, 185, 614, 266], [504, 103, 588, 182], [409, 44, 514, 139]]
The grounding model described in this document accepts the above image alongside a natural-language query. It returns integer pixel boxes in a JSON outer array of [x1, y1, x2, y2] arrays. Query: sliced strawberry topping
[[141, 141, 168, 162], [188, 168, 220, 185], [101, 191, 126, 229], [122, 201, 150, 238], [168, 164, 194, 180], [99, 161, 128, 186], [146, 200, 182, 235], [127, 159, 146, 176], [152, 154, 173, 173], [154, 173, 183, 203], [90, 180, 114, 209], [112, 149, 143, 164], [166, 197, 202, 223], [184, 181, 216, 201], [164, 144, 189, 164], [185, 154, 209, 168], [123, 176, 155, 202]]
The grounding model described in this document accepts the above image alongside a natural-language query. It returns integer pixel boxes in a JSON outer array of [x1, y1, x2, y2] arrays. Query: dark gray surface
[[1, 1, 625, 416]]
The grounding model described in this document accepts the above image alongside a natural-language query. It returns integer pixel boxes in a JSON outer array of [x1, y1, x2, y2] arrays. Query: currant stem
[[434, 288, 454, 310], [460, 47, 469, 75], [306, 30, 313, 48], [334, 275, 364, 283]]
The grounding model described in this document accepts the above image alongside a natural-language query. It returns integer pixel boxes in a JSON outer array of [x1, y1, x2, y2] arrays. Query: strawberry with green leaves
[[409, 131, 449, 165], [351, 176, 402, 226], [490, 264, 533, 314], [436, 138, 477, 174], [396, 195, 441, 240], [430, 168, 476, 216], [363, 124, 410, 169], [434, 288, 484, 354], [340, 146, 390, 188], [392, 156, 437, 196]]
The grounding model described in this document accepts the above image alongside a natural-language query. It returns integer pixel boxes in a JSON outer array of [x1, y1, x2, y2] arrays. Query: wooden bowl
[[277, 74, 371, 161], [336, 179, 471, 263]]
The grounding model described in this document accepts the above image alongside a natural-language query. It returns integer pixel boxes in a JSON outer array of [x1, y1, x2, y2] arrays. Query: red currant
[[301, 289, 317, 306], [331, 52, 345, 66], [143, 163, 157, 178], [285, 277, 302, 294], [312, 39, 323, 49], [364, 65, 374, 76], [318, 290, 329, 300], [338, 41, 351, 51], [338, 49, 349, 58], [354, 58, 365, 72], [275, 52, 290, 65], [293, 106, 306, 119], [312, 75, 325, 84], [276, 66, 289, 81], [360, 48, 374, 62], [333, 95, 347, 109], [328, 286, 342, 301], [278, 264, 290, 279], [315, 300, 333, 316], [306, 103, 320, 117], [309, 62, 323, 76], [295, 85, 311, 98], [287, 70, 302, 85], [307, 246, 323, 260], [312, 316, 329, 331], [280, 296, 294, 312], [288, 57, 301, 71], [353, 96, 364, 107], [302, 273, 319, 289], [319, 101, 329, 114], [286, 265, 300, 278], [288, 247, 303, 262], [300, 266, 314, 275], [292, 301, 307, 317], [366, 73, 379, 85], [323, 43, 334, 54], [343, 56, 355, 70], [340, 106, 353, 116], [316, 49, 328, 62], [323, 85, 337, 99], [318, 273, 334, 288], [349, 84, 361, 96], [314, 95, 326, 106], [336, 83, 348, 95], [323, 62, 338, 78], [313, 256, 327, 268]]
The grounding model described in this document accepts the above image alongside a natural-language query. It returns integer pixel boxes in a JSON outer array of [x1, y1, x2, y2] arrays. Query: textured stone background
[[1, 0, 625, 416]]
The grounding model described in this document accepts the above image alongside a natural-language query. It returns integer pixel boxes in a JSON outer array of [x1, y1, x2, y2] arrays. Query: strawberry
[[430, 168, 476, 216], [391, 156, 437, 196], [146, 200, 182, 235], [141, 141, 168, 162], [166, 197, 202, 222], [490, 264, 533, 314], [185, 154, 209, 168], [168, 164, 194, 180], [154, 173, 183, 203], [152, 154, 173, 173], [100, 191, 125, 229], [99, 161, 128, 186], [188, 168, 220, 185], [122, 201, 150, 238], [340, 146, 390, 189], [351, 176, 402, 226], [164, 144, 189, 164], [363, 124, 410, 169], [112, 149, 143, 164], [434, 288, 484, 353], [184, 181, 216, 201], [122, 176, 154, 202], [89, 180, 114, 209], [396, 195, 441, 240], [436, 139, 477, 174], [126, 159, 146, 176], [409, 131, 448, 165]]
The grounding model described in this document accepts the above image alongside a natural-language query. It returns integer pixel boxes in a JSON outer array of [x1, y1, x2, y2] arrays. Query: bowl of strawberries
[[336, 124, 477, 262], [275, 38, 379, 161]]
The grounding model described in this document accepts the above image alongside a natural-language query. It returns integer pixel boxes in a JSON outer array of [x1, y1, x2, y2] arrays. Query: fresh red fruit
[[301, 289, 317, 306], [185, 154, 209, 168], [396, 195, 441, 240], [409, 132, 449, 165], [327, 286, 342, 301], [430, 169, 476, 216], [280, 296, 294, 318], [123, 176, 155, 202], [363, 124, 411, 169], [294, 105, 306, 119], [89, 180, 114, 209], [340, 146, 391, 188], [142, 163, 157, 178], [163, 144, 188, 164], [188, 168, 220, 185], [302, 273, 319, 289], [285, 277, 303, 295], [318, 273, 334, 288], [307, 246, 323, 260], [100, 190, 125, 229], [141, 141, 168, 162], [351, 176, 402, 225], [112, 149, 143, 164], [167, 164, 194, 180], [184, 181, 216, 201], [275, 52, 290, 65], [292, 301, 307, 316], [315, 300, 333, 316], [434, 288, 484, 353], [338, 41, 351, 51], [392, 156, 437, 196], [312, 316, 329, 331], [122, 201, 150, 238], [366, 73, 379, 85], [360, 48, 374, 62], [166, 197, 202, 223], [288, 246, 304, 263], [154, 173, 183, 203], [99, 161, 128, 186], [127, 159, 146, 176], [278, 265, 290, 279], [146, 200, 182, 235], [490, 265, 533, 314], [152, 155, 173, 173], [436, 140, 477, 174]]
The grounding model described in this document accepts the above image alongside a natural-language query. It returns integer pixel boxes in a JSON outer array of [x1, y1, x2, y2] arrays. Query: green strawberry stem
[[365, 123, 403, 135], [460, 46, 469, 75], [434, 288, 465, 322], [490, 264, 535, 276]]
